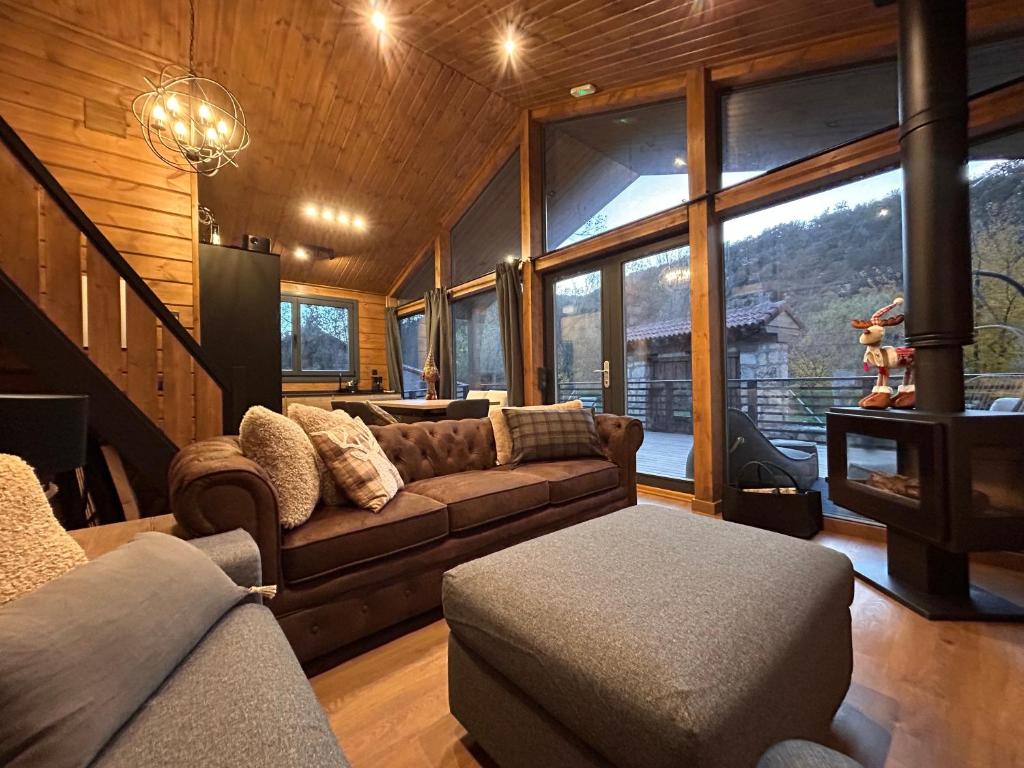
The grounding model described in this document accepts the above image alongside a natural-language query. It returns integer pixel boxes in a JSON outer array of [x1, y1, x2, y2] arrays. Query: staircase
[[0, 115, 230, 501]]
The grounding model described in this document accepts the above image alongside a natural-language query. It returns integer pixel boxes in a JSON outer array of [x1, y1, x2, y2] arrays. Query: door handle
[[592, 360, 610, 388]]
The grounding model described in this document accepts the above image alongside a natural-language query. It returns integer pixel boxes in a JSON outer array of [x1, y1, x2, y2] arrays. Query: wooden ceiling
[[20, 0, 1024, 294]]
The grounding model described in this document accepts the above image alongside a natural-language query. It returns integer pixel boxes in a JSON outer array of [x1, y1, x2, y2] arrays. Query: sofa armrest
[[189, 529, 262, 586], [595, 414, 644, 505], [169, 437, 282, 589]]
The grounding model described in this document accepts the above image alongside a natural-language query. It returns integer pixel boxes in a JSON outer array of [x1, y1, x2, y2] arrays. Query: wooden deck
[[636, 429, 884, 482]]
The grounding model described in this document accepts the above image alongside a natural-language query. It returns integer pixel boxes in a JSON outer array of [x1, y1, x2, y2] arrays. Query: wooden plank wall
[[0, 2, 197, 330], [280, 280, 390, 395]]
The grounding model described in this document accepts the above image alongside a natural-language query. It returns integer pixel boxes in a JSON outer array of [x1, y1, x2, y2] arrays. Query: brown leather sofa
[[169, 414, 644, 665]]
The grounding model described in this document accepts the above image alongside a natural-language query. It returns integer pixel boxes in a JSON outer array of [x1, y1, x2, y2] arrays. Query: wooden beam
[[396, 298, 425, 317], [535, 204, 688, 274], [530, 73, 688, 123], [434, 231, 451, 288], [519, 112, 546, 404], [448, 271, 496, 301], [686, 67, 726, 517]]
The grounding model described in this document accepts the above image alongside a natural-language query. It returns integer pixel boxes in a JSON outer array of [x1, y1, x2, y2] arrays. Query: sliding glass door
[[547, 237, 693, 490]]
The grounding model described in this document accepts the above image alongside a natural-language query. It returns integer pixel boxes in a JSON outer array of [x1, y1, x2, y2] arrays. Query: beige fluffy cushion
[[310, 418, 404, 512], [287, 403, 356, 506], [0, 454, 87, 605], [489, 399, 583, 465], [239, 406, 320, 528]]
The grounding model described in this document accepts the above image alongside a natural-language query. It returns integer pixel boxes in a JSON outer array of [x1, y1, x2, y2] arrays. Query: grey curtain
[[495, 261, 524, 406], [424, 288, 455, 398], [384, 307, 403, 396]]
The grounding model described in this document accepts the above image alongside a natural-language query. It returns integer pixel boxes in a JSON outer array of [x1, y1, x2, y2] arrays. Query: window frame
[[280, 293, 360, 382], [452, 288, 507, 397]]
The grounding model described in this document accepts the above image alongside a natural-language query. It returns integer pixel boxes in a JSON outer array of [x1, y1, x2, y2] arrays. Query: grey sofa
[[0, 530, 348, 768]]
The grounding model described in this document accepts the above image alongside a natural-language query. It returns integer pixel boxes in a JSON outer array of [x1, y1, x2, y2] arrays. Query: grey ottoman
[[443, 505, 854, 768]]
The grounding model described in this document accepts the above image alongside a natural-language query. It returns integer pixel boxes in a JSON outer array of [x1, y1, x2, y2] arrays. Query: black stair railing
[[0, 114, 230, 398]]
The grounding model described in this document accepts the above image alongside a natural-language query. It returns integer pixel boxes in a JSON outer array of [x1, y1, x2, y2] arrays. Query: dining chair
[[445, 399, 490, 420]]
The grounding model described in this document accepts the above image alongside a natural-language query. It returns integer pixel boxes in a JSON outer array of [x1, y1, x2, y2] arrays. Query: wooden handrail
[[0, 114, 229, 393]]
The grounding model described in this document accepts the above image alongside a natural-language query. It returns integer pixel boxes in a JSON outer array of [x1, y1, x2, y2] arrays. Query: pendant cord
[[188, 0, 196, 74]]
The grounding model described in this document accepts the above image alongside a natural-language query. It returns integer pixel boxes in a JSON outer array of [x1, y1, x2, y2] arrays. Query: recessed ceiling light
[[294, 246, 309, 259], [321, 208, 335, 222], [353, 216, 366, 230], [304, 204, 318, 217], [337, 211, 350, 226], [371, 10, 386, 33], [569, 83, 598, 98], [503, 37, 517, 56]]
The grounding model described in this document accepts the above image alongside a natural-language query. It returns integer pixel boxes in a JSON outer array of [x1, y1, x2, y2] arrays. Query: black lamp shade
[[0, 394, 88, 473]]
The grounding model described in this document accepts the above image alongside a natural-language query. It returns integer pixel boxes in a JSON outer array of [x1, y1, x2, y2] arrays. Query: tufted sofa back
[[370, 418, 497, 484]]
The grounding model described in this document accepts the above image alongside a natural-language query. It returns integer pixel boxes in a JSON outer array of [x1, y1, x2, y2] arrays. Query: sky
[[561, 160, 1007, 248]]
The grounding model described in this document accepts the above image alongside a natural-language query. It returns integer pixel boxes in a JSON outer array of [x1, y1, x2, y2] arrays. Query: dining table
[[372, 398, 455, 422]]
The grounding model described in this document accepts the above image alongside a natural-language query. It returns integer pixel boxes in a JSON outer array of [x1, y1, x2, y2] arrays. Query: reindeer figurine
[[851, 297, 915, 409]]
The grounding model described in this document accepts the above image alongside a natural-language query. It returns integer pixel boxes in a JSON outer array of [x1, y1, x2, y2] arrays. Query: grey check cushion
[[503, 407, 602, 464]]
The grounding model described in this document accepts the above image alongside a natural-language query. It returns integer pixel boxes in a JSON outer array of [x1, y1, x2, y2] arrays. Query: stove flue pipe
[[898, 0, 973, 413]]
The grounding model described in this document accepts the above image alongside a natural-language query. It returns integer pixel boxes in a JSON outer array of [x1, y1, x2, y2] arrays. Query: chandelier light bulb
[[173, 120, 188, 138], [197, 103, 212, 122], [216, 119, 229, 135], [151, 104, 167, 124], [205, 126, 218, 143], [166, 94, 181, 114]]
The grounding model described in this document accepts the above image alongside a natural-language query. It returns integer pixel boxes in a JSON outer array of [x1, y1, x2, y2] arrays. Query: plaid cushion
[[365, 402, 398, 426], [310, 418, 404, 512], [503, 408, 603, 464]]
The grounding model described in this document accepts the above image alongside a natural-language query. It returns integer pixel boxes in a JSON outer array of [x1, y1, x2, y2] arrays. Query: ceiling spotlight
[[353, 216, 367, 230], [337, 211, 351, 226], [371, 10, 386, 33], [294, 246, 309, 260], [321, 208, 335, 222], [673, 157, 686, 168], [303, 204, 318, 217], [503, 37, 517, 56]]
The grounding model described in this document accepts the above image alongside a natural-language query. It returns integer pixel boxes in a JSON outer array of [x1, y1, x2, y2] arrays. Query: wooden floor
[[311, 493, 1024, 768]]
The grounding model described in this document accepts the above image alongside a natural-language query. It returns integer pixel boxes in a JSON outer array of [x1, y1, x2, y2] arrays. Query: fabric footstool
[[443, 504, 854, 768]]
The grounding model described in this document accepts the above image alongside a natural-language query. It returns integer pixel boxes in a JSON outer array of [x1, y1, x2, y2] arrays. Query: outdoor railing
[[557, 372, 1024, 444]]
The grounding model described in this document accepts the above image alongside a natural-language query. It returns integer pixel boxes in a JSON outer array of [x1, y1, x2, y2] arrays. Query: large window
[[281, 295, 358, 378], [721, 62, 897, 189], [453, 291, 505, 397], [394, 252, 435, 305], [399, 312, 427, 397], [968, 37, 1024, 95], [544, 99, 688, 250], [451, 152, 521, 285], [966, 128, 1024, 407], [722, 169, 905, 495]]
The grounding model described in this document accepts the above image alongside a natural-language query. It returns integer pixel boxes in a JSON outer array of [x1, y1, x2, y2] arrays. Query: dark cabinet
[[199, 244, 281, 433]]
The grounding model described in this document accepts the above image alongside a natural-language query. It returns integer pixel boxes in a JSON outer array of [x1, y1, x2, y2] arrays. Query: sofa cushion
[[281, 492, 448, 584], [511, 458, 619, 504], [406, 470, 549, 533], [92, 603, 348, 768], [310, 419, 404, 512], [489, 400, 582, 465], [0, 533, 248, 768], [503, 408, 603, 464], [0, 453, 87, 606], [240, 406, 320, 528], [287, 403, 357, 506]]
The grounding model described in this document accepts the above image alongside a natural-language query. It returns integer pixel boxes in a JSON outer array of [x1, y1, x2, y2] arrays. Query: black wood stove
[[825, 0, 1024, 620]]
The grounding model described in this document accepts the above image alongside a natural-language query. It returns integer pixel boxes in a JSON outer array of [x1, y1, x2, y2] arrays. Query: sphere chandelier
[[131, 0, 249, 176]]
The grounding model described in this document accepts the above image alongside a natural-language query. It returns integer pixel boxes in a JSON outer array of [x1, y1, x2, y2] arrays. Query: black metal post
[[898, 0, 972, 413]]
